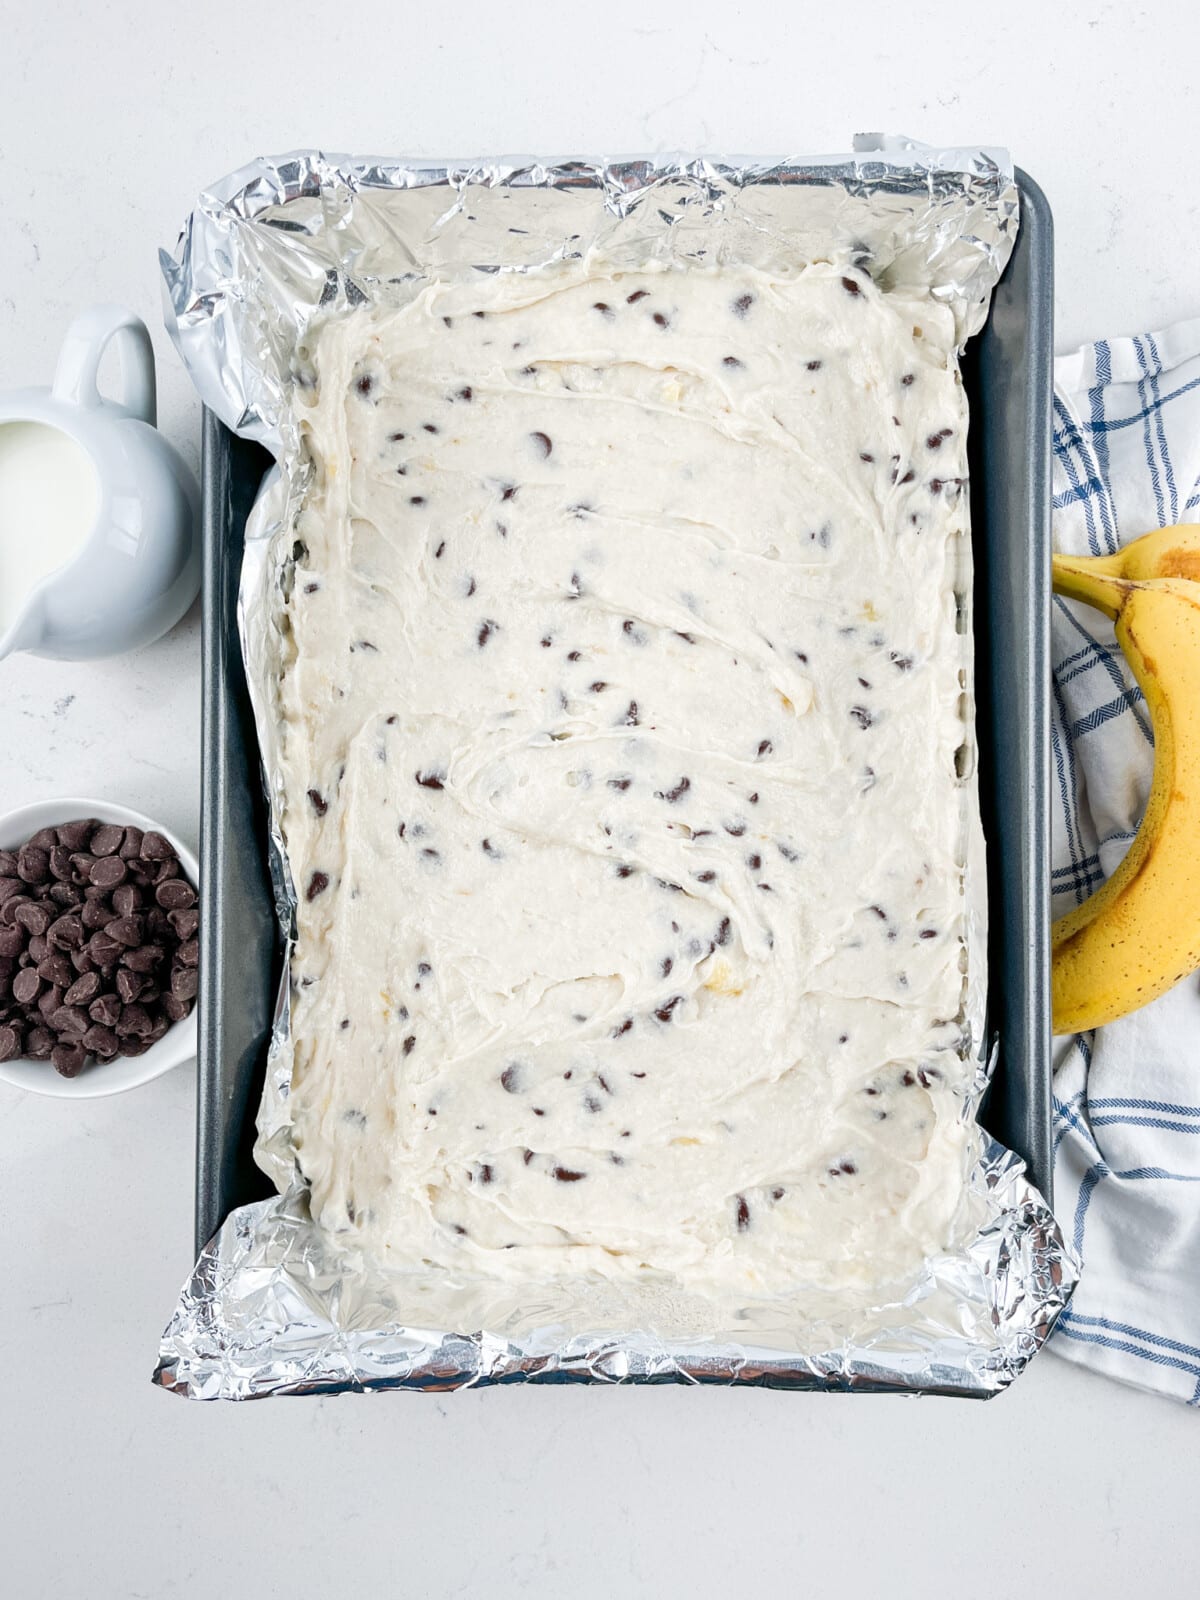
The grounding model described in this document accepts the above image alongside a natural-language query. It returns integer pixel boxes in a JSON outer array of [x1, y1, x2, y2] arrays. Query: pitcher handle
[[52, 305, 156, 425]]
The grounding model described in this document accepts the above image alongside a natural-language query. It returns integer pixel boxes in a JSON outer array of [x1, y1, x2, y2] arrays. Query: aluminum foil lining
[[155, 137, 1077, 1400]]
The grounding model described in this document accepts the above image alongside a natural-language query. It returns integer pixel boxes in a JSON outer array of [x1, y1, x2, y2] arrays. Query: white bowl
[[0, 797, 198, 1099]]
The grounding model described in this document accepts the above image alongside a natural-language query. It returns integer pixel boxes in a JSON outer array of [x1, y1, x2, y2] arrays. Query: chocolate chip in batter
[[841, 276, 862, 297], [306, 872, 330, 901], [652, 312, 669, 329], [403, 1035, 416, 1055], [477, 619, 498, 648], [530, 431, 552, 458], [627, 289, 649, 304], [552, 1166, 586, 1182], [608, 776, 632, 792], [655, 776, 690, 804], [593, 302, 614, 317], [806, 360, 823, 371], [849, 706, 873, 729], [414, 769, 445, 790], [736, 1196, 751, 1231], [722, 355, 743, 370], [611, 1018, 633, 1038], [732, 292, 753, 317]]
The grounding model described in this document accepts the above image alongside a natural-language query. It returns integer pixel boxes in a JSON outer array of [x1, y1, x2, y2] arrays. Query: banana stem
[[1051, 553, 1130, 618]]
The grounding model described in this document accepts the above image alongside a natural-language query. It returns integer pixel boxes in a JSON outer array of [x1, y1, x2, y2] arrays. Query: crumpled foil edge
[[156, 137, 1077, 1400], [153, 1136, 1072, 1399]]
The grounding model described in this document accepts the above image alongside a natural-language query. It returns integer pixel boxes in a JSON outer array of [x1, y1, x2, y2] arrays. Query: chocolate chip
[[552, 1166, 586, 1182], [48, 845, 74, 882], [90, 824, 124, 858], [117, 1003, 153, 1038], [162, 993, 189, 1023], [25, 1025, 53, 1060], [627, 289, 649, 304], [732, 293, 753, 317], [106, 915, 144, 948], [168, 908, 199, 940], [140, 831, 174, 861], [500, 1064, 522, 1093], [841, 276, 861, 296], [50, 1005, 89, 1038], [89, 855, 127, 889], [119, 827, 144, 860], [530, 431, 552, 457], [307, 789, 328, 817], [51, 1042, 86, 1077], [116, 968, 144, 1003], [0, 927, 23, 958], [175, 939, 198, 968], [111, 885, 140, 918], [89, 993, 121, 1028], [652, 311, 669, 328], [654, 776, 690, 803], [849, 706, 873, 729], [722, 355, 743, 370], [14, 901, 50, 937], [48, 883, 81, 908], [477, 619, 498, 648], [81, 899, 114, 930], [37, 986, 63, 1020], [806, 359, 823, 371], [123, 944, 165, 973], [48, 913, 83, 949], [17, 846, 49, 883], [88, 931, 121, 965], [64, 971, 100, 1006], [736, 1197, 751, 1231], [12, 969, 41, 1004], [57, 820, 96, 851], [82, 1024, 118, 1056], [414, 770, 445, 790]]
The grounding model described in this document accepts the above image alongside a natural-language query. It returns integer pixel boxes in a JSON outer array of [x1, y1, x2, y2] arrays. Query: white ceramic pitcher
[[0, 306, 199, 661]]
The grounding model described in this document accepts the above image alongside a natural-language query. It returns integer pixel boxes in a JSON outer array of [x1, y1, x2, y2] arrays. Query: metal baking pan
[[195, 170, 1054, 1257]]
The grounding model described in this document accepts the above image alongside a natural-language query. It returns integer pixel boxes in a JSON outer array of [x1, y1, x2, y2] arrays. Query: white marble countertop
[[3, 2, 1198, 1593]]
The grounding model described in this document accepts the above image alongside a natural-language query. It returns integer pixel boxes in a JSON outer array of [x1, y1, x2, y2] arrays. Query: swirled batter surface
[[275, 258, 981, 1295]]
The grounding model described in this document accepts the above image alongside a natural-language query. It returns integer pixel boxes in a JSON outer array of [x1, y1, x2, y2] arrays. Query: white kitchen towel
[[1048, 317, 1200, 1403]]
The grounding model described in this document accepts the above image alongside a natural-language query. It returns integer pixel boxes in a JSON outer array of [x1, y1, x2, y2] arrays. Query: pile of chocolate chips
[[0, 819, 198, 1077]]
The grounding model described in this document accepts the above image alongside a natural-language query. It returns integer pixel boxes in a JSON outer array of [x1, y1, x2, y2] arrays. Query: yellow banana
[[1079, 520, 1200, 583], [1051, 542, 1200, 1032]]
